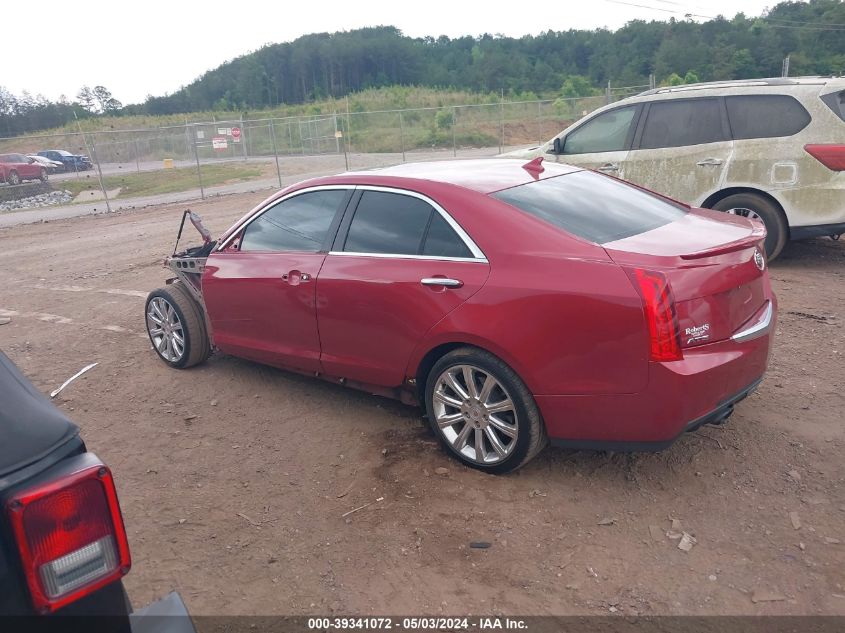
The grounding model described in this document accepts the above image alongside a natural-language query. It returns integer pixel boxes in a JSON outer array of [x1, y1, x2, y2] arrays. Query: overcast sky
[[8, 0, 775, 105]]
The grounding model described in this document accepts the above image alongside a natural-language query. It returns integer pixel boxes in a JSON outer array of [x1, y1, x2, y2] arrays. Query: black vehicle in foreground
[[36, 150, 93, 172], [0, 352, 194, 631]]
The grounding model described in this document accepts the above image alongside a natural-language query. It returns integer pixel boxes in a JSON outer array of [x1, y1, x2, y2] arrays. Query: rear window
[[491, 171, 687, 244], [726, 95, 811, 139], [821, 90, 845, 123]]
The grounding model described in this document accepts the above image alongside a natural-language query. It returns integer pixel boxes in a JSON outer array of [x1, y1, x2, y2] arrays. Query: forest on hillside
[[2, 0, 844, 137]]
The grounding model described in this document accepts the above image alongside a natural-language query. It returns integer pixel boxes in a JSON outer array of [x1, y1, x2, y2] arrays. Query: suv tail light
[[804, 144, 845, 171], [5, 457, 131, 613], [626, 268, 683, 362]]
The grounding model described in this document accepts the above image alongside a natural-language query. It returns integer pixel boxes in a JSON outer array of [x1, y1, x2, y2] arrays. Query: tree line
[[2, 0, 844, 137]]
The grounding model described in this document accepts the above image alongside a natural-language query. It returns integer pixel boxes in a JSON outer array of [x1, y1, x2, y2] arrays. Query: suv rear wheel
[[7, 170, 20, 186], [711, 193, 788, 260]]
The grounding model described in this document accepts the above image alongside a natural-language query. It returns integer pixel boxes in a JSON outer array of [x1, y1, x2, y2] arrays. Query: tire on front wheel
[[424, 347, 547, 474], [145, 284, 211, 369]]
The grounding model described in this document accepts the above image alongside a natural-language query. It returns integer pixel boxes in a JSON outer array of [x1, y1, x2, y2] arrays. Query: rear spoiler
[[679, 229, 766, 260]]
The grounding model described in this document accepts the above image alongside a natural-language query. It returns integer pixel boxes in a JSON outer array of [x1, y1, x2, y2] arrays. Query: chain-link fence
[[0, 90, 642, 212]]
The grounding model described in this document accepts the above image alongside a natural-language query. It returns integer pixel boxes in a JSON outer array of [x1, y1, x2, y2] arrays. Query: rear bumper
[[130, 592, 196, 633], [537, 296, 776, 449]]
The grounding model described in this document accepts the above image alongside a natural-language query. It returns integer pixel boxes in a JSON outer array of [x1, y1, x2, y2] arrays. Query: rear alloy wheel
[[711, 193, 788, 260], [425, 348, 547, 474], [7, 170, 20, 186], [145, 284, 211, 369], [39, 168, 48, 182]]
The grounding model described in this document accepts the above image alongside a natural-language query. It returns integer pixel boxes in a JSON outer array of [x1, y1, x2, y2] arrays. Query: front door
[[623, 97, 733, 205], [317, 189, 490, 387], [202, 188, 350, 371]]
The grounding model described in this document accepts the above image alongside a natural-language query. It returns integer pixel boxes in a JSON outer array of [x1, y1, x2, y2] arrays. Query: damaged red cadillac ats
[[145, 158, 776, 473]]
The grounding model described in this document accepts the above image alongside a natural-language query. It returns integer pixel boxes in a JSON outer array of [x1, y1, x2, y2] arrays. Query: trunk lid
[[603, 209, 769, 348]]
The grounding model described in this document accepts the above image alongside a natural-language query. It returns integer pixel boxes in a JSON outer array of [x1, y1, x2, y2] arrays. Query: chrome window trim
[[216, 185, 356, 251], [341, 184, 487, 261], [328, 251, 488, 263], [731, 300, 773, 343]]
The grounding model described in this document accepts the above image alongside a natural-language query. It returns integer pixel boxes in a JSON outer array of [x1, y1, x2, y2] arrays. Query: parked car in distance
[[27, 154, 64, 174], [0, 351, 195, 631], [37, 149, 93, 171], [505, 76, 845, 259], [145, 159, 776, 473], [0, 153, 48, 185]]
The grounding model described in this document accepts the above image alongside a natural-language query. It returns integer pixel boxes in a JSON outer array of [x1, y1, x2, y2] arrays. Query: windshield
[[492, 170, 687, 244]]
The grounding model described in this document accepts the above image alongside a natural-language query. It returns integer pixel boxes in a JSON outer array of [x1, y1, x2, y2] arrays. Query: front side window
[[562, 106, 637, 155], [639, 98, 725, 149], [726, 95, 811, 139], [240, 189, 347, 252]]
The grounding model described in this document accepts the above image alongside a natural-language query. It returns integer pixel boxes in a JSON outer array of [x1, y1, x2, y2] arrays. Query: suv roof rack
[[637, 76, 833, 97]]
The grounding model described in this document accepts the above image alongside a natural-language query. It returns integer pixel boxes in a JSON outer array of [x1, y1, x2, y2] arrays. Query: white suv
[[508, 77, 845, 259]]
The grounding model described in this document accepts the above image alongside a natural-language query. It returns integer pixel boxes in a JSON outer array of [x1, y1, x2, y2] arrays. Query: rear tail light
[[804, 144, 845, 171], [627, 268, 683, 362], [5, 458, 131, 613]]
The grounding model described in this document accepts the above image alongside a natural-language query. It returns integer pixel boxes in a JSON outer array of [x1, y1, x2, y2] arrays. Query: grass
[[61, 162, 267, 200]]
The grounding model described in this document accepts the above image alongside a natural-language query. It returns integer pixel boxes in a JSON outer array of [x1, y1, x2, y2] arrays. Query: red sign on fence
[[231, 127, 242, 143]]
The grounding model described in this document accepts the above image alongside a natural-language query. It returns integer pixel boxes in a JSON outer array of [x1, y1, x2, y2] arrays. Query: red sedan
[[146, 159, 776, 473]]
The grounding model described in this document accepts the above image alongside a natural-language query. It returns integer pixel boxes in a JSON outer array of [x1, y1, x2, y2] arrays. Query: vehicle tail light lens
[[628, 268, 683, 362], [6, 462, 131, 613], [804, 144, 845, 171]]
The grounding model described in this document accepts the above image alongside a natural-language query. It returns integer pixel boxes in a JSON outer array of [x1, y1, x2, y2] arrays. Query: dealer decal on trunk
[[685, 323, 711, 345]]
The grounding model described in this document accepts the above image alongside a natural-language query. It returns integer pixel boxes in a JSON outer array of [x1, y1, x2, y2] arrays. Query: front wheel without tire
[[710, 193, 788, 260], [39, 168, 48, 182], [145, 284, 211, 368], [425, 347, 547, 474]]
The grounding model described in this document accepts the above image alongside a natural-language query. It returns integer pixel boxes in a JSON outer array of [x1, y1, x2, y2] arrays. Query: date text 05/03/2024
[[306, 617, 528, 630]]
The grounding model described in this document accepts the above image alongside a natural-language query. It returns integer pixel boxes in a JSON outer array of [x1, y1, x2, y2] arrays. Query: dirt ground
[[0, 193, 843, 617]]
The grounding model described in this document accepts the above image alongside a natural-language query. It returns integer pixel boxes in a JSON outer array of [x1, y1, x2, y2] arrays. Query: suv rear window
[[726, 95, 811, 139], [821, 90, 845, 123], [492, 171, 687, 244]]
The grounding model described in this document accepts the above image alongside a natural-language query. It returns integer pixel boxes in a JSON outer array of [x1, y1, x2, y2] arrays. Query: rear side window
[[821, 90, 845, 123], [240, 189, 346, 252], [344, 190, 473, 258], [726, 95, 811, 139], [492, 171, 687, 244], [639, 99, 724, 149]]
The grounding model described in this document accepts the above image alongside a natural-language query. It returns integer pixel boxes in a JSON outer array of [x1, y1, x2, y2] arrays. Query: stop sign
[[231, 127, 241, 140]]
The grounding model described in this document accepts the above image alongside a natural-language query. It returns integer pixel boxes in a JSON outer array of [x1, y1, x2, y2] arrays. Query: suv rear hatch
[[603, 208, 769, 349]]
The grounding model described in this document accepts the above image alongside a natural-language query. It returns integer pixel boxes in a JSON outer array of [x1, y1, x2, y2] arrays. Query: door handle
[[696, 158, 723, 166], [598, 163, 619, 172], [282, 270, 312, 285], [421, 277, 463, 288]]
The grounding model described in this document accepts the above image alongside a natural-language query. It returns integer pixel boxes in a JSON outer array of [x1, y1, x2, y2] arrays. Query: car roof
[[341, 158, 580, 194]]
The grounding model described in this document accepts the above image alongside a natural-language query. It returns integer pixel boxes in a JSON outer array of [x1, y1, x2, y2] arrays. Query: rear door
[[316, 188, 490, 387], [623, 98, 733, 205], [550, 104, 639, 178], [202, 188, 351, 371]]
